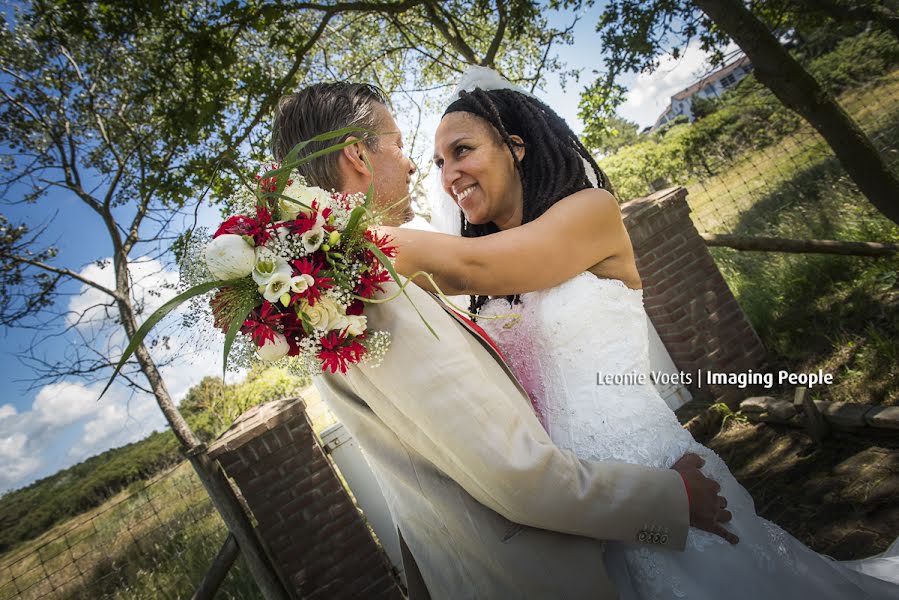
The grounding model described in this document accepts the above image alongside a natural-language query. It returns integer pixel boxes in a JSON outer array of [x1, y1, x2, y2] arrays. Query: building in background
[[651, 55, 753, 131]]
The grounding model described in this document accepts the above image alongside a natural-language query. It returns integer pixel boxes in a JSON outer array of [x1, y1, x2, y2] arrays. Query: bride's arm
[[381, 188, 628, 296]]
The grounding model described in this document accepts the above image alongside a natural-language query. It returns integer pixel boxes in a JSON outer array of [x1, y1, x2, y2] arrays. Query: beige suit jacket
[[317, 281, 689, 599]]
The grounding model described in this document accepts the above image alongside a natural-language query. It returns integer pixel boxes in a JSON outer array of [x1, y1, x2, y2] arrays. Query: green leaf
[[222, 297, 260, 378], [364, 240, 438, 340], [99, 279, 229, 399]]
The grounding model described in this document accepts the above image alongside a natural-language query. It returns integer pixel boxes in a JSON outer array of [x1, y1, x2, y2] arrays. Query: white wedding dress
[[477, 272, 899, 599]]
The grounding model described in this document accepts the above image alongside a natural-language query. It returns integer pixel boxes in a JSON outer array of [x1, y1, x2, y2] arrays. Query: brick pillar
[[621, 187, 767, 406], [207, 397, 403, 599]]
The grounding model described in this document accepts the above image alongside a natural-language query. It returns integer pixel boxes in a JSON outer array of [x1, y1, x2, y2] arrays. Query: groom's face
[[365, 103, 416, 225]]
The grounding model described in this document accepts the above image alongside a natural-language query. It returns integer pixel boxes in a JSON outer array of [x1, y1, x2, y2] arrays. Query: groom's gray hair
[[271, 82, 389, 191]]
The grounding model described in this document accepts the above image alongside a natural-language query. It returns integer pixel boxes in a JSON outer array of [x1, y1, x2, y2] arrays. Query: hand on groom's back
[[671, 453, 740, 545]]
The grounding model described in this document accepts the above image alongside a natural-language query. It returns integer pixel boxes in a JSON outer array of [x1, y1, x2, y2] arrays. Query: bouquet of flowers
[[100, 128, 430, 398]]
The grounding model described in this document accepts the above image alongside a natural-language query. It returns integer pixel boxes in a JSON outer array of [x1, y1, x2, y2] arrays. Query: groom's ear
[[340, 137, 371, 177], [510, 134, 525, 161]]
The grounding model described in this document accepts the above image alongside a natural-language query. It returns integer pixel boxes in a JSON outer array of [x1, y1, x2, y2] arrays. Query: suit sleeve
[[343, 281, 690, 549]]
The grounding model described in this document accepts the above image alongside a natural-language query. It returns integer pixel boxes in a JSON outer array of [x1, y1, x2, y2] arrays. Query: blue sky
[[0, 2, 730, 494]]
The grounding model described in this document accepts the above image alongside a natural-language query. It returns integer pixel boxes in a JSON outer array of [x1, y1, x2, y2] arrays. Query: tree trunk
[[111, 252, 290, 599], [693, 0, 899, 225]]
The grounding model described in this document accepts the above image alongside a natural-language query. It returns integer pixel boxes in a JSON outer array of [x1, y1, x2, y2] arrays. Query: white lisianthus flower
[[290, 273, 315, 293], [346, 315, 367, 336], [205, 234, 256, 280], [256, 333, 290, 362], [300, 297, 341, 331], [253, 246, 291, 286], [262, 271, 293, 303], [301, 217, 327, 254], [281, 182, 330, 218]]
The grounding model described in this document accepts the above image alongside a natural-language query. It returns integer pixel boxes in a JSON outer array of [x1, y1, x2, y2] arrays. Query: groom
[[270, 82, 736, 599]]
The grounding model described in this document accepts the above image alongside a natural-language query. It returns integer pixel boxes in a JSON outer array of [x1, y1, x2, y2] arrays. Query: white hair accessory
[[449, 65, 538, 101]]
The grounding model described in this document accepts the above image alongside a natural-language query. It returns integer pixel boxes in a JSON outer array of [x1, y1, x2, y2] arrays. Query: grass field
[[0, 385, 336, 600], [687, 69, 899, 233]]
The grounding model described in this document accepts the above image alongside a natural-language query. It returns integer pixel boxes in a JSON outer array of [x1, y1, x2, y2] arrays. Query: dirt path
[[693, 418, 899, 559]]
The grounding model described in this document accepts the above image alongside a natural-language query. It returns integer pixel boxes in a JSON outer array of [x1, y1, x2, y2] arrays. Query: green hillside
[[0, 367, 309, 554]]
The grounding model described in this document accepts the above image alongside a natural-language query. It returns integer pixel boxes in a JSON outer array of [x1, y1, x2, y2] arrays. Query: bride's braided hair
[[443, 88, 615, 313]]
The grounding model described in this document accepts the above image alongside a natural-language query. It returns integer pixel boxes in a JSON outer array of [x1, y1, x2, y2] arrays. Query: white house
[[651, 55, 753, 130]]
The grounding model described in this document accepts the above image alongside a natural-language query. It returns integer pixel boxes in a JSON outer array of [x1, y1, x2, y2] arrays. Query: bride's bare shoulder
[[543, 188, 623, 229]]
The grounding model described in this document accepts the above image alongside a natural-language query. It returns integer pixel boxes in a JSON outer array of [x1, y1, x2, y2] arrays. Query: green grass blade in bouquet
[[99, 280, 230, 399]]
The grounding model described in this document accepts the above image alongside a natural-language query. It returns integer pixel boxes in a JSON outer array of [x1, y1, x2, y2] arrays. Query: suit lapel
[[429, 295, 538, 416]]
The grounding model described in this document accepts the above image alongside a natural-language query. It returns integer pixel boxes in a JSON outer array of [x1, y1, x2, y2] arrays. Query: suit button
[[652, 533, 661, 544], [637, 531, 647, 542], [661, 535, 669, 545]]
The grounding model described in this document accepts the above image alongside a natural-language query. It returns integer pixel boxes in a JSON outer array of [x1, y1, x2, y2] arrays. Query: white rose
[[205, 234, 256, 281], [256, 332, 289, 362], [301, 297, 340, 331], [282, 182, 330, 218], [262, 271, 293, 303], [253, 246, 291, 286], [345, 315, 367, 336]]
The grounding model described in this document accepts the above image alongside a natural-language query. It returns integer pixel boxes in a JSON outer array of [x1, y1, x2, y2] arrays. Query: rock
[[767, 401, 797, 423], [815, 401, 871, 429], [739, 397, 795, 423], [864, 406, 899, 430], [740, 396, 777, 413]]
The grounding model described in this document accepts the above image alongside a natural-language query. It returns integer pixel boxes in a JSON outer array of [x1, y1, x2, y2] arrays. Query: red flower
[[346, 299, 364, 316], [318, 330, 367, 374], [364, 229, 398, 259], [256, 163, 291, 194], [290, 256, 334, 306], [285, 203, 321, 236], [355, 267, 392, 299], [213, 205, 274, 246], [213, 215, 256, 239], [241, 301, 284, 347]]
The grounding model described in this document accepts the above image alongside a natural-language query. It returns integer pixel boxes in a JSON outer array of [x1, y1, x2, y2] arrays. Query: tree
[[582, 113, 642, 155], [571, 0, 899, 225]]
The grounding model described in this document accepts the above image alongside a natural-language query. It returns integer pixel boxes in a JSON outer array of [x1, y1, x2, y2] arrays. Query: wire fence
[[0, 462, 259, 600], [684, 68, 899, 237]]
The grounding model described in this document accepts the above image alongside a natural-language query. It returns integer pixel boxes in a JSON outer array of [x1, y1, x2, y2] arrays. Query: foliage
[[598, 122, 692, 201], [0, 367, 307, 553], [584, 114, 641, 156]]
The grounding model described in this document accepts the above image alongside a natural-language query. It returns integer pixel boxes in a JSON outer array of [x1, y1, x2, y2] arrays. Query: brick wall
[[207, 397, 403, 599], [621, 187, 767, 406]]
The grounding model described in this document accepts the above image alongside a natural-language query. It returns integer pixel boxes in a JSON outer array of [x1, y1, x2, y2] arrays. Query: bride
[[378, 69, 899, 598]]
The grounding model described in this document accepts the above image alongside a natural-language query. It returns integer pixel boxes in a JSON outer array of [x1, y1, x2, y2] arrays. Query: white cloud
[[32, 381, 102, 427], [0, 404, 16, 420], [0, 432, 41, 489], [618, 41, 741, 128]]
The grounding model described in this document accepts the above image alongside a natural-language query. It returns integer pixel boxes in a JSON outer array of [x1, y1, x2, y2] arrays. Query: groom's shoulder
[[366, 279, 450, 330]]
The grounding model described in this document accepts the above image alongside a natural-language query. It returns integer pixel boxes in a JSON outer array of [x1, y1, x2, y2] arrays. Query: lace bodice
[[478, 272, 693, 469]]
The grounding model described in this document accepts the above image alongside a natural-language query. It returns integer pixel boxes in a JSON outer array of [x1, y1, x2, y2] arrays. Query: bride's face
[[433, 112, 524, 229]]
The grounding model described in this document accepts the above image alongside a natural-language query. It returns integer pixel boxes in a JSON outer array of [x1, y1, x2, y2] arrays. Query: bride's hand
[[671, 453, 740, 545]]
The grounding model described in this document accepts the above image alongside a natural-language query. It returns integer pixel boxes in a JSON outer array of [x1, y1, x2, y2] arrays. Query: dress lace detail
[[478, 272, 899, 600]]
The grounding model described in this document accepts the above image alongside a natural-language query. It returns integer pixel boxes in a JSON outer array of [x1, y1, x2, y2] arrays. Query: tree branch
[[1, 253, 122, 299]]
